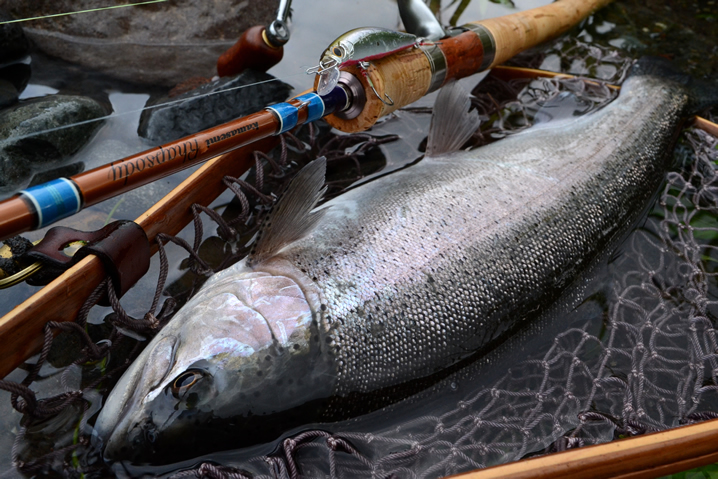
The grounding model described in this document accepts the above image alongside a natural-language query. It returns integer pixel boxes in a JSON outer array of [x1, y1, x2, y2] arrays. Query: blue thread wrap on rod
[[294, 93, 325, 124], [266, 87, 347, 134], [20, 178, 82, 228], [266, 102, 299, 134]]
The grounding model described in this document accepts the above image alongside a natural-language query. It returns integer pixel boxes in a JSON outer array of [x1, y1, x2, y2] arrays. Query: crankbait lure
[[307, 27, 422, 99]]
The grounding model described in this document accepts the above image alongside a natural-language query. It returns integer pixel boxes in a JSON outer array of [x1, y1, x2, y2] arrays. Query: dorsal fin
[[247, 157, 327, 266], [425, 81, 481, 157]]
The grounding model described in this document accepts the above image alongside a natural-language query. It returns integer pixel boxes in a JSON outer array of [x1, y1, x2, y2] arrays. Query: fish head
[[95, 267, 333, 463], [95, 321, 237, 462]]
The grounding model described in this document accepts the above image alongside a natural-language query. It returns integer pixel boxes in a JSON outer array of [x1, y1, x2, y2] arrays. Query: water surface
[[0, 0, 716, 477]]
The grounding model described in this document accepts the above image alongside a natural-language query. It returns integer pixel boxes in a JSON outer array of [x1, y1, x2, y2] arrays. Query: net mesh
[[2, 38, 718, 478], [197, 108, 718, 479]]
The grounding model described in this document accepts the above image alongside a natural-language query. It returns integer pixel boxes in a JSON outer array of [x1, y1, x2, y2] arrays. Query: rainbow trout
[[95, 58, 717, 462]]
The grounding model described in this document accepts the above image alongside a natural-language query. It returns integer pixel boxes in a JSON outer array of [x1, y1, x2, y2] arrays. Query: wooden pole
[[695, 116, 718, 137], [446, 418, 718, 479]]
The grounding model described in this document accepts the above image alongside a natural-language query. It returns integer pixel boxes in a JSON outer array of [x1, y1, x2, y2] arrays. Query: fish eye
[[171, 370, 202, 398], [332, 46, 344, 57]]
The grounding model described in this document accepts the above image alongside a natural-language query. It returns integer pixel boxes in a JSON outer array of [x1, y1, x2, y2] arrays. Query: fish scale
[[288, 74, 682, 395], [95, 59, 716, 463]]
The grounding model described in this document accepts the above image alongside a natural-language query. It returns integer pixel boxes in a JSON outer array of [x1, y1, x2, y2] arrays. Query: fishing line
[[1, 72, 309, 145], [0, 0, 169, 25]]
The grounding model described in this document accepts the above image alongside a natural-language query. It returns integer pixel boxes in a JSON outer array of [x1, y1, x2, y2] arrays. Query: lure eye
[[171, 370, 202, 398], [332, 46, 345, 57]]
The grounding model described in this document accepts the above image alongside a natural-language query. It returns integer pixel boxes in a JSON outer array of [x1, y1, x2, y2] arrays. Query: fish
[[94, 57, 717, 463]]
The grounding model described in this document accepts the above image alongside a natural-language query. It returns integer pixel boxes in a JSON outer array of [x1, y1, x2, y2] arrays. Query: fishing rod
[[0, 0, 619, 380], [0, 0, 613, 243], [0, 89, 347, 240]]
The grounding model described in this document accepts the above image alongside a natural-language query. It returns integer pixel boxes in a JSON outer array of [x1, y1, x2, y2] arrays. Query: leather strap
[[27, 221, 150, 299]]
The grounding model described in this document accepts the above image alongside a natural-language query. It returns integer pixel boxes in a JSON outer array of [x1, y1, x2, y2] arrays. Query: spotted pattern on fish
[[95, 59, 715, 463], [284, 74, 687, 395]]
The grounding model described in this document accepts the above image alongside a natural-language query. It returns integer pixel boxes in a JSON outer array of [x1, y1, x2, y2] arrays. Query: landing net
[[2, 39, 718, 478]]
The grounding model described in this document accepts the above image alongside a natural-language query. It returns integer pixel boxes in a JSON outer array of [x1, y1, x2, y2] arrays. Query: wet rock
[[0, 0, 279, 86], [0, 95, 107, 190], [29, 161, 84, 186], [0, 79, 17, 108], [168, 76, 213, 97], [0, 62, 30, 93], [0, 23, 30, 64], [138, 70, 292, 143]]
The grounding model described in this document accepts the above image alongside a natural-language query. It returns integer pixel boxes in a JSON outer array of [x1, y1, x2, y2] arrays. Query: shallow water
[[0, 0, 717, 477]]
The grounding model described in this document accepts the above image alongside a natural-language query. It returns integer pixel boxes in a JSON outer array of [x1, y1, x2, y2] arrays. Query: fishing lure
[[307, 27, 423, 102]]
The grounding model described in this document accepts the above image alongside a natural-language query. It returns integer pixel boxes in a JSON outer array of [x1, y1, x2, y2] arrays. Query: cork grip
[[322, 47, 433, 133], [470, 0, 614, 68], [324, 0, 613, 133]]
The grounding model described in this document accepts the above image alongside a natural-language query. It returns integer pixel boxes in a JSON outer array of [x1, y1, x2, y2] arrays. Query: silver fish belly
[[96, 63, 702, 461]]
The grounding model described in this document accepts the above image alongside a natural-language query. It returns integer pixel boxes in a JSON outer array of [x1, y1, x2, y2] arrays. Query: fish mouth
[[100, 402, 207, 463], [101, 415, 157, 462], [99, 391, 166, 462], [101, 410, 237, 464], [95, 389, 143, 462], [95, 335, 178, 461]]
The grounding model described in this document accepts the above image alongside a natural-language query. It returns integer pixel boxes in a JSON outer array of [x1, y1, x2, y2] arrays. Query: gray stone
[[138, 70, 292, 143], [29, 161, 84, 186], [0, 80, 17, 109], [0, 0, 279, 86], [0, 95, 108, 190], [0, 23, 30, 64], [0, 62, 30, 93]]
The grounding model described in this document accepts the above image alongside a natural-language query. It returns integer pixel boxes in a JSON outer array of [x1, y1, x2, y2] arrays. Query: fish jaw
[[94, 333, 178, 460], [95, 259, 335, 463]]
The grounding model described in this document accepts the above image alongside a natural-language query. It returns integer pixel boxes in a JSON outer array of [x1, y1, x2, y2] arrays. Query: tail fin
[[629, 57, 718, 114]]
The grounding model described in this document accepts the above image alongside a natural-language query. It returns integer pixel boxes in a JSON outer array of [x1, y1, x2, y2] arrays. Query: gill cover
[[95, 158, 331, 462]]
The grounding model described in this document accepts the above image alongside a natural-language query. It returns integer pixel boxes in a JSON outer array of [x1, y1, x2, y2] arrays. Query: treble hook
[[359, 61, 394, 106]]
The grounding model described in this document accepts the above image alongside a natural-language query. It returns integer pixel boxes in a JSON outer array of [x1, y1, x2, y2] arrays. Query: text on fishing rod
[[108, 139, 200, 184], [204, 122, 260, 148]]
